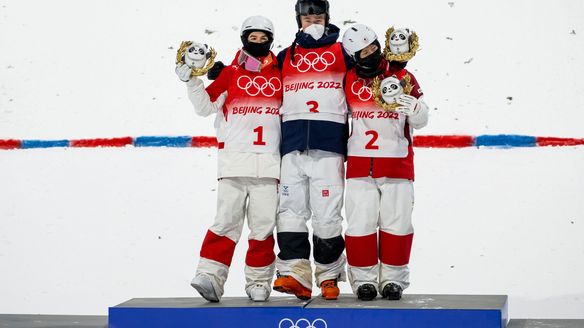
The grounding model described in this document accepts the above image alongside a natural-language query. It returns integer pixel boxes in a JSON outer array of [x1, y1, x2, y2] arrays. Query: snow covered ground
[[1, 0, 583, 319]]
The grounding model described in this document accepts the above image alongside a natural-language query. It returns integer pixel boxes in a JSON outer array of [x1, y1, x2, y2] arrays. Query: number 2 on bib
[[253, 126, 266, 146], [365, 130, 379, 150]]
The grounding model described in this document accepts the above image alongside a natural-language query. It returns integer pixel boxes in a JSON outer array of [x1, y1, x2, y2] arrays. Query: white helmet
[[240, 15, 275, 38], [342, 24, 378, 58]]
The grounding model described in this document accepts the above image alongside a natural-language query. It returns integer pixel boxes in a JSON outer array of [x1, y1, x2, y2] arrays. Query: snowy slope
[[1, 0, 584, 319], [2, 0, 584, 138]]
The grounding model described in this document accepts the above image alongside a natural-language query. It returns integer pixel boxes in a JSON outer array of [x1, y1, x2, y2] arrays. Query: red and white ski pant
[[345, 177, 414, 293], [196, 177, 277, 299], [276, 150, 347, 290]]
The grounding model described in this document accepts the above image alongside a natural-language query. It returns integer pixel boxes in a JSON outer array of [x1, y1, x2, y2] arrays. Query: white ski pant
[[196, 177, 277, 299], [345, 177, 414, 294], [276, 150, 346, 290]]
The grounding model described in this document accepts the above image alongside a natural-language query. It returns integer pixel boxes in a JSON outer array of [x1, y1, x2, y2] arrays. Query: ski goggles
[[296, 1, 328, 16], [238, 50, 262, 72]]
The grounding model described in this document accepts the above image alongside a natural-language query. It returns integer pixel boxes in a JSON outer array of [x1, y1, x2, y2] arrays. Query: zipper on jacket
[[305, 120, 311, 151], [256, 153, 260, 178]]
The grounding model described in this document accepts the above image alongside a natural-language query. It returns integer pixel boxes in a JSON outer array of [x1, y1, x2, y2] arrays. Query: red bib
[[210, 55, 282, 154], [345, 69, 409, 158], [280, 43, 347, 116]]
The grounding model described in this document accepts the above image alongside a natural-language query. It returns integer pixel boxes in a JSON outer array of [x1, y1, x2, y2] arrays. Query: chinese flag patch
[[322, 189, 329, 197]]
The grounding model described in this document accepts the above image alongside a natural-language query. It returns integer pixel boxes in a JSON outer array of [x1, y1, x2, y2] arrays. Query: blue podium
[[109, 294, 508, 328]]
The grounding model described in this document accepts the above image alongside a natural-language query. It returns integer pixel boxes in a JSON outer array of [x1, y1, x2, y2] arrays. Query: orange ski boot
[[273, 274, 311, 300], [320, 279, 340, 300]]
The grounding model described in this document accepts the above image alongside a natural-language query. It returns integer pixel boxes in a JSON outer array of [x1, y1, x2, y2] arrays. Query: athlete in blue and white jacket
[[272, 0, 353, 301]]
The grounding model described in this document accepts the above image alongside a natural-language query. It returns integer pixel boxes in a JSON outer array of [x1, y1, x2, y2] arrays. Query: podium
[[109, 294, 508, 328]]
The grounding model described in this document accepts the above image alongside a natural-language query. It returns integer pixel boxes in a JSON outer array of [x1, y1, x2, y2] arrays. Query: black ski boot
[[357, 284, 377, 301], [381, 283, 403, 300]]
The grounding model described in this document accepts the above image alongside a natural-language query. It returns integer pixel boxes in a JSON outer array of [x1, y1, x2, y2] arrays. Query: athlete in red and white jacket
[[341, 24, 429, 301], [175, 16, 282, 303]]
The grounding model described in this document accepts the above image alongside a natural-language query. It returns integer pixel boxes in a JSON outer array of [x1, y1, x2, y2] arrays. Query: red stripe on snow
[[379, 230, 413, 266], [537, 137, 584, 147], [199, 230, 237, 267], [0, 139, 21, 149], [70, 137, 133, 148], [413, 135, 475, 148], [191, 136, 219, 148], [246, 235, 276, 267], [345, 233, 378, 267]]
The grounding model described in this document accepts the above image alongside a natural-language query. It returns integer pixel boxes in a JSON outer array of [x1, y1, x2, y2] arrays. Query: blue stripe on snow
[[475, 135, 537, 148], [21, 139, 70, 149], [133, 136, 191, 147]]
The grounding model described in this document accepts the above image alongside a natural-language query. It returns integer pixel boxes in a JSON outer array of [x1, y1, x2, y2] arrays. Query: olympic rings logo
[[278, 318, 328, 328], [291, 51, 336, 73], [236, 75, 282, 97], [351, 78, 373, 101]]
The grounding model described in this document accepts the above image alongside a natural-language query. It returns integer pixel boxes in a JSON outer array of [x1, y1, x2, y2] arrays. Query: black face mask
[[243, 40, 272, 58], [355, 47, 382, 78]]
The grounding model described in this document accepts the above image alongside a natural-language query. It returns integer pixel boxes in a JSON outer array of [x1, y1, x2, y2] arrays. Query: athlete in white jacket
[[342, 24, 429, 301], [176, 16, 282, 302]]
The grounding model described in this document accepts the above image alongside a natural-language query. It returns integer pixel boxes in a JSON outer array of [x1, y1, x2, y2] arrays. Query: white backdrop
[[1, 0, 584, 319]]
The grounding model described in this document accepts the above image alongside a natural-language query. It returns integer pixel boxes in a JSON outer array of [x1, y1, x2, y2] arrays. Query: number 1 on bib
[[253, 126, 266, 146]]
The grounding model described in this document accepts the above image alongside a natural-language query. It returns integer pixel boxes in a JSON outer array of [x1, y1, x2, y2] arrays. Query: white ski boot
[[249, 284, 269, 302], [190, 275, 219, 302]]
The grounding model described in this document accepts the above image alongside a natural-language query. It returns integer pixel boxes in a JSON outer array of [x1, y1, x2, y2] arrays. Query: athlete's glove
[[207, 61, 225, 80], [395, 94, 420, 116], [175, 64, 192, 82]]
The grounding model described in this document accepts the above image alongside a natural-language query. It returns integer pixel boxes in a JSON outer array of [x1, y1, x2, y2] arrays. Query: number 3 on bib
[[253, 126, 266, 146], [365, 130, 379, 150]]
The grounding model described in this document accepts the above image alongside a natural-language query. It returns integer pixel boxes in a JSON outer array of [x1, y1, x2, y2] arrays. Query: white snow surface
[[1, 0, 583, 319]]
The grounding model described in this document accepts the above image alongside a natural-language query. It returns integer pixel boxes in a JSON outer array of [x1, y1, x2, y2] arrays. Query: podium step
[[0, 314, 107, 327], [2, 314, 582, 328], [109, 294, 508, 328], [507, 320, 584, 328]]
